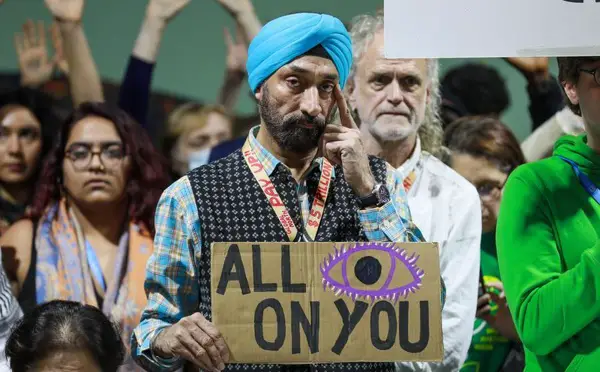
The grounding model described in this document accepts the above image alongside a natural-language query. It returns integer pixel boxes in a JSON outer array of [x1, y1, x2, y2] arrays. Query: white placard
[[384, 0, 600, 58]]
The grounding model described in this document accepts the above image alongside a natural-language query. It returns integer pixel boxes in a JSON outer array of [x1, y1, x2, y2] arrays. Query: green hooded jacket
[[497, 134, 600, 372]]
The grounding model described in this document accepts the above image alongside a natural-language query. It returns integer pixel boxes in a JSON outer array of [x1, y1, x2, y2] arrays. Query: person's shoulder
[[0, 219, 34, 245], [0, 219, 35, 289], [158, 175, 194, 207], [508, 157, 567, 190], [421, 152, 479, 201]]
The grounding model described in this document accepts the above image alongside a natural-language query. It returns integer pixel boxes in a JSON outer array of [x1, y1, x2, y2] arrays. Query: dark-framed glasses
[[65, 142, 126, 171], [580, 67, 600, 86]]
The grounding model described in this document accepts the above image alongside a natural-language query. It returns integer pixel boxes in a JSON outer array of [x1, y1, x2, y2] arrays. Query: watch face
[[378, 184, 391, 205]]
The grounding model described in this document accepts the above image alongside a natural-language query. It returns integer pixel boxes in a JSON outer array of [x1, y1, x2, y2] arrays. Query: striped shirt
[[0, 250, 23, 372]]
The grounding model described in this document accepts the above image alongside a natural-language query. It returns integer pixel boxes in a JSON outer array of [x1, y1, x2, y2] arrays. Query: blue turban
[[247, 13, 352, 92]]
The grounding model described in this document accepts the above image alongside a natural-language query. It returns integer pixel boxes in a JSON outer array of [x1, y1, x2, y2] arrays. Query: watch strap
[[358, 183, 388, 208]]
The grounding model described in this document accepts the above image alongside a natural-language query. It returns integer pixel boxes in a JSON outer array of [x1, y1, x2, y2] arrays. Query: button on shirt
[[131, 127, 424, 371]]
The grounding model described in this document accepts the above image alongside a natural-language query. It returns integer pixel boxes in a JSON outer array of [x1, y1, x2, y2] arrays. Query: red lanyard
[[242, 139, 332, 241]]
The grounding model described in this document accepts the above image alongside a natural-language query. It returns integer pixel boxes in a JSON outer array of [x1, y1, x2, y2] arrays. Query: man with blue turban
[[132, 12, 424, 372]]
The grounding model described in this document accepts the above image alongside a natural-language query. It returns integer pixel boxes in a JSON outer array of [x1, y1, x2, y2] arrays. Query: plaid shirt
[[131, 127, 423, 371]]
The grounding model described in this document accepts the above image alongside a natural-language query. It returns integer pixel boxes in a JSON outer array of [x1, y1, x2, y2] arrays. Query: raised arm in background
[[120, 0, 260, 138], [44, 0, 103, 106], [217, 25, 248, 112], [216, 0, 261, 45], [14, 20, 56, 88], [504, 57, 565, 131], [49, 22, 70, 78], [14, 19, 70, 88], [215, 0, 262, 136], [118, 0, 190, 133], [506, 57, 580, 162]]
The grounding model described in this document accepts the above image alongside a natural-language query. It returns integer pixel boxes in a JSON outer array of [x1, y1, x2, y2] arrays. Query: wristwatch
[[357, 183, 391, 209]]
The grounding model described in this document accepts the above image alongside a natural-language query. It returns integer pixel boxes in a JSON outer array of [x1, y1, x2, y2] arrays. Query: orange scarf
[[35, 199, 152, 369]]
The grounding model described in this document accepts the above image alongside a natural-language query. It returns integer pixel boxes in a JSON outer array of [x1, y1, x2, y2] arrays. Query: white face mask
[[188, 147, 212, 171]]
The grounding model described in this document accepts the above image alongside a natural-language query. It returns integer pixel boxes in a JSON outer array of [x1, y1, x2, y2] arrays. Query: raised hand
[[321, 85, 376, 198], [224, 25, 247, 74], [215, 0, 254, 17], [152, 312, 230, 372], [505, 57, 549, 80], [215, 0, 260, 44], [44, 0, 84, 23], [14, 20, 56, 87], [146, 0, 191, 23], [50, 22, 69, 75]]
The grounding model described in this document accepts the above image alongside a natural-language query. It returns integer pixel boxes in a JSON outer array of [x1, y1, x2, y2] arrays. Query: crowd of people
[[0, 0, 598, 371]]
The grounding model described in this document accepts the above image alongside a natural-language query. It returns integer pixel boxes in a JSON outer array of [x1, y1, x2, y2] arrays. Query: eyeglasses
[[580, 67, 600, 86], [65, 143, 127, 171], [475, 177, 507, 201]]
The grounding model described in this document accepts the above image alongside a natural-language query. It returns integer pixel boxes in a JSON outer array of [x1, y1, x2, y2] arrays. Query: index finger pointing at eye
[[334, 84, 357, 130]]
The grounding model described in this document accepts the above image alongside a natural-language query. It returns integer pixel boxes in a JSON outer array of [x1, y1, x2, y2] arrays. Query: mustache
[[378, 110, 411, 117], [283, 113, 327, 127]]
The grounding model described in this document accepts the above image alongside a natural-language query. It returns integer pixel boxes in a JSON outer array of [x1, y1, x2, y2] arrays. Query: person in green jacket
[[497, 56, 600, 372], [444, 116, 524, 372]]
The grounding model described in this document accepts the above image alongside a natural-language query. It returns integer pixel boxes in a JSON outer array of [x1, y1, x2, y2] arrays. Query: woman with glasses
[[0, 102, 170, 370], [443, 116, 525, 372]]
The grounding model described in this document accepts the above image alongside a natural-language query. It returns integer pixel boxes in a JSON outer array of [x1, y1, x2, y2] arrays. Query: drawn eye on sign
[[320, 242, 424, 303], [211, 241, 442, 363]]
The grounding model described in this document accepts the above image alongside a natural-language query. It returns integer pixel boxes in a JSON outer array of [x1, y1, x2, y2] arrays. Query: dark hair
[[28, 102, 171, 233], [444, 116, 525, 174], [440, 63, 510, 128], [0, 88, 63, 179], [5, 300, 125, 372], [557, 56, 600, 116]]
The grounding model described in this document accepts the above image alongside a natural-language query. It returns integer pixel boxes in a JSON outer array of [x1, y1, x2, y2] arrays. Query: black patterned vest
[[187, 150, 395, 372]]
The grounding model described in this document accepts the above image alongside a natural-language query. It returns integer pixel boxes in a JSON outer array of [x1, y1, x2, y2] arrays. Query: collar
[[396, 136, 422, 176], [247, 125, 336, 178]]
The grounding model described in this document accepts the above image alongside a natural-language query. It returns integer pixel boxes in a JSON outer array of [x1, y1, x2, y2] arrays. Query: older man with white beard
[[346, 12, 482, 371]]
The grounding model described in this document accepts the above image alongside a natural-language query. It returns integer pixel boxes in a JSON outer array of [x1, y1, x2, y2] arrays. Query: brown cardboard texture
[[211, 241, 442, 364]]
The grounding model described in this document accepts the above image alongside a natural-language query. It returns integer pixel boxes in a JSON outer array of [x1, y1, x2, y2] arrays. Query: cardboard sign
[[383, 0, 600, 58], [211, 242, 443, 364]]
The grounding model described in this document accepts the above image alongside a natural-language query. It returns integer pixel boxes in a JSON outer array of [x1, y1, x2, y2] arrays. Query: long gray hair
[[348, 11, 444, 157]]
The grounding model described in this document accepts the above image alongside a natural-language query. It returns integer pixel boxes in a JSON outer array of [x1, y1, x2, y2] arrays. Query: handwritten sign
[[211, 242, 443, 364], [384, 0, 600, 58]]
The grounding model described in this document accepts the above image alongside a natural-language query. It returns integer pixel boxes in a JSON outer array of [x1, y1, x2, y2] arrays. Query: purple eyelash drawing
[[320, 242, 424, 303]]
